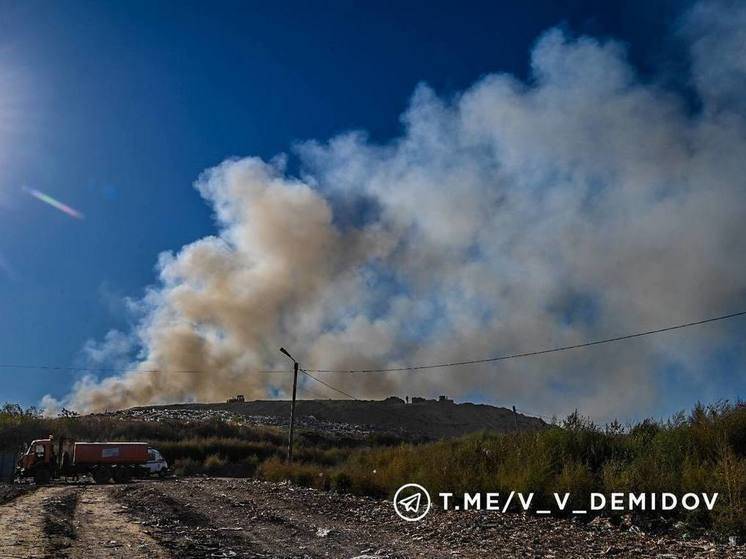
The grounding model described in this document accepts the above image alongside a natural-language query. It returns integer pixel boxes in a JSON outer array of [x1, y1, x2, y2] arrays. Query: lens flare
[[23, 187, 84, 220]]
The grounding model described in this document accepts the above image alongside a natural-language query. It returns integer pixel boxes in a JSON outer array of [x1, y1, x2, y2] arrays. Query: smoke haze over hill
[[44, 2, 746, 419]]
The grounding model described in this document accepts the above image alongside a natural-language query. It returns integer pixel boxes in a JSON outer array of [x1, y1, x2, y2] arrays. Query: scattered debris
[[99, 407, 378, 438], [114, 478, 744, 558], [0, 480, 741, 558], [315, 527, 332, 537], [96, 397, 547, 440]]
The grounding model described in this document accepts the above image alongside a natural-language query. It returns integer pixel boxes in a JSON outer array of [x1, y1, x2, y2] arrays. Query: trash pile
[[99, 406, 378, 438], [93, 397, 543, 440]]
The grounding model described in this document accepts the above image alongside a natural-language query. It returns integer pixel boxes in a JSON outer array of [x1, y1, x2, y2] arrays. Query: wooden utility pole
[[288, 361, 299, 462], [280, 347, 299, 463], [512, 405, 519, 431]]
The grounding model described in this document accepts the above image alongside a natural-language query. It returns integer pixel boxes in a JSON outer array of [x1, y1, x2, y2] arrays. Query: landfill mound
[[110, 406, 377, 438], [117, 397, 546, 439]]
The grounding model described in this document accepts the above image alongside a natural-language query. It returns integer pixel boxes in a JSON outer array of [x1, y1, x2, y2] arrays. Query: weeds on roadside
[[256, 402, 746, 539]]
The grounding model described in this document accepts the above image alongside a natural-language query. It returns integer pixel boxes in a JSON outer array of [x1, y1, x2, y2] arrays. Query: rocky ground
[[0, 479, 741, 558]]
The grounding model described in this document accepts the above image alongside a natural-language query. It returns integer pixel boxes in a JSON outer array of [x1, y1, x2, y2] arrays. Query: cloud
[[54, 2, 746, 419]]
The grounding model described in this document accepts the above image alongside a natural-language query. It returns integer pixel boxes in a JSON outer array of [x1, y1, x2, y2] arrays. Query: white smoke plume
[[50, 2, 746, 418]]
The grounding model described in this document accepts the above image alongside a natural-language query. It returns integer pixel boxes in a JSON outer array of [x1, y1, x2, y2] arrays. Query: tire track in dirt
[[0, 483, 35, 505], [0, 485, 71, 559], [69, 485, 170, 559], [113, 482, 261, 558], [43, 487, 79, 558]]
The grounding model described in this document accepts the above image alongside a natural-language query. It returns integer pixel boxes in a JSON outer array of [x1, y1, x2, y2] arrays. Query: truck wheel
[[113, 467, 131, 484], [60, 451, 71, 472], [33, 467, 51, 485], [93, 466, 111, 484], [158, 468, 168, 478]]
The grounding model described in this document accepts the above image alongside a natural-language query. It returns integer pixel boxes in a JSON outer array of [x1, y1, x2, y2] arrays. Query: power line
[[300, 369, 359, 400], [305, 310, 746, 374], [1, 309, 744, 379], [297, 382, 329, 400], [296, 372, 427, 430]]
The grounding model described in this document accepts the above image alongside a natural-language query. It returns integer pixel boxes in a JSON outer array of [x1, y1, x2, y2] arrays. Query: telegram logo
[[393, 483, 431, 521]]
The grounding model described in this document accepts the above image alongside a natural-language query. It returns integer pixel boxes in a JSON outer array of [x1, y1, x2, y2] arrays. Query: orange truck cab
[[18, 437, 56, 482]]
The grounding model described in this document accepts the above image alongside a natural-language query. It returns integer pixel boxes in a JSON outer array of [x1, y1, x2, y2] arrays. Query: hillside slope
[[126, 397, 546, 439]]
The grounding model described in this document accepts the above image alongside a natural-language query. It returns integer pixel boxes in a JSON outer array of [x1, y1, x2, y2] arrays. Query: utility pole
[[280, 347, 299, 462], [512, 405, 519, 431]]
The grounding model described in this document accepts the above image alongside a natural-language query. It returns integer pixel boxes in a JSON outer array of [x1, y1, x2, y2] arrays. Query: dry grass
[[256, 403, 746, 538]]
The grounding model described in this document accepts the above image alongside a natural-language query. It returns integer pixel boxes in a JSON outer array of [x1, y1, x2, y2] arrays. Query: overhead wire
[[304, 310, 746, 374], [0, 310, 743, 394], [300, 369, 359, 400]]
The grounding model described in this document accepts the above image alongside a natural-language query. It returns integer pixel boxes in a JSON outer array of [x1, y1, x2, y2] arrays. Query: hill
[[121, 396, 546, 439]]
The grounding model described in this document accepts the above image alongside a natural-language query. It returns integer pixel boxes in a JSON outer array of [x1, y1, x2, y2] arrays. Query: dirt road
[[0, 479, 742, 558], [0, 484, 166, 559]]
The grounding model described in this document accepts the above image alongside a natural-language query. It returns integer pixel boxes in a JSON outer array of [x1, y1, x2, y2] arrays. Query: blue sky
[[4, 0, 744, 416]]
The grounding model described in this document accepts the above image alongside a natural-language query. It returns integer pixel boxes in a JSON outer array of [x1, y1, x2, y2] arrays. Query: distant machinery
[[408, 395, 453, 404]]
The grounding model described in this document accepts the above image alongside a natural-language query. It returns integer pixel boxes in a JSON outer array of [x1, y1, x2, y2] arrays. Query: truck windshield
[[26, 441, 41, 455]]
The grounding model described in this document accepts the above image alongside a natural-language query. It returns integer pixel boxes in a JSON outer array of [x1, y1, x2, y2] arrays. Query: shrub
[[203, 453, 227, 474], [173, 457, 201, 477], [257, 457, 328, 489]]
